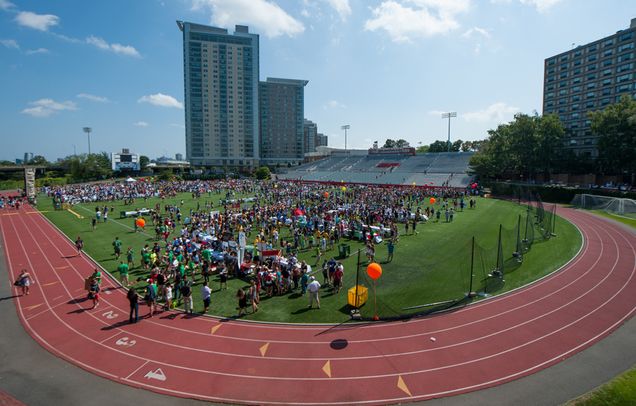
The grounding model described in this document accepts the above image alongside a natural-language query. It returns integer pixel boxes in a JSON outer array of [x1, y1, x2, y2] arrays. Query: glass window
[[602, 59, 613, 67], [616, 83, 632, 93], [587, 64, 597, 71], [587, 82, 597, 89], [618, 43, 635, 52], [619, 32, 634, 41], [587, 54, 597, 62], [587, 73, 597, 80], [603, 38, 614, 47], [602, 68, 613, 76], [617, 52, 634, 62]]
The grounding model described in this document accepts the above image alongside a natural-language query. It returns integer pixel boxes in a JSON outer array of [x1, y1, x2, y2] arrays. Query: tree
[[255, 166, 270, 180], [427, 140, 448, 153], [590, 95, 636, 180], [382, 139, 396, 148], [395, 139, 410, 148], [416, 145, 429, 153], [29, 155, 49, 166], [469, 113, 565, 181], [139, 155, 150, 171]]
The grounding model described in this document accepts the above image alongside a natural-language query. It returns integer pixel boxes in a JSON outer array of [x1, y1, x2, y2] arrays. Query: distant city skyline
[[0, 0, 634, 161]]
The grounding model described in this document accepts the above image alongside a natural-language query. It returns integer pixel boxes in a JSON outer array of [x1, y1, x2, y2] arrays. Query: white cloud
[[138, 93, 184, 109], [21, 98, 77, 118], [300, 9, 310, 17], [1, 39, 19, 49], [134, 121, 149, 127], [463, 102, 519, 123], [26, 48, 49, 55], [364, 0, 470, 42], [427, 109, 449, 116], [325, 0, 351, 21], [462, 26, 490, 39], [0, 0, 15, 10], [519, 0, 562, 12], [491, 0, 563, 12], [77, 93, 109, 103], [86, 36, 141, 57], [15, 11, 60, 32], [192, 0, 305, 38], [171, 123, 186, 129], [324, 99, 346, 109]]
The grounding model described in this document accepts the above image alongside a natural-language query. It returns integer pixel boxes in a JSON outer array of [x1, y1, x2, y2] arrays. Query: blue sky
[[0, 0, 634, 161]]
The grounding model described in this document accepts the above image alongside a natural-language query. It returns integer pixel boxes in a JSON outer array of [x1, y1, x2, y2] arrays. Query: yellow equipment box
[[348, 285, 368, 307]]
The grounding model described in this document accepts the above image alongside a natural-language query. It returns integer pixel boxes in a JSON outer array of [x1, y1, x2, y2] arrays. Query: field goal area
[[571, 194, 636, 219]]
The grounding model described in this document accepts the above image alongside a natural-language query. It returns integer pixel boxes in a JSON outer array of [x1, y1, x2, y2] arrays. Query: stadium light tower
[[83, 127, 92, 155], [341, 125, 350, 150], [441, 112, 457, 152]]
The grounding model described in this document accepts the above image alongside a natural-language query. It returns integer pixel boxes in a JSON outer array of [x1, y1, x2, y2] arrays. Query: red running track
[[1, 205, 635, 405]]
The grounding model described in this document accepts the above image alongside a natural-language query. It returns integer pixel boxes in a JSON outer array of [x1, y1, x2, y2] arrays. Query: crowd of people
[[39, 179, 478, 321]]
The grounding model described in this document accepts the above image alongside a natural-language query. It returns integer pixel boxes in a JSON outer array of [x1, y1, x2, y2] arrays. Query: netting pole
[[551, 205, 557, 237], [496, 224, 503, 276], [468, 236, 475, 298], [515, 214, 521, 256], [354, 249, 360, 306]]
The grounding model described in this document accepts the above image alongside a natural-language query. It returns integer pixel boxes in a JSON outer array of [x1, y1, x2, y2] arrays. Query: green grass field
[[37, 191, 581, 323], [567, 366, 636, 406], [590, 210, 636, 229]]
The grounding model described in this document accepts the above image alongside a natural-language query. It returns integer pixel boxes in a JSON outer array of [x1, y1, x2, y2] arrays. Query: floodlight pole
[[341, 125, 350, 150], [441, 112, 457, 152], [83, 127, 92, 155]]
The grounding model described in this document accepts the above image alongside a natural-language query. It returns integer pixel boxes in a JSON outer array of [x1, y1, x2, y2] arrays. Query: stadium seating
[[278, 151, 474, 187]]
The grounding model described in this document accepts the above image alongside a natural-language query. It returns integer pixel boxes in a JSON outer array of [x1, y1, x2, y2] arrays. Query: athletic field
[[36, 189, 581, 323]]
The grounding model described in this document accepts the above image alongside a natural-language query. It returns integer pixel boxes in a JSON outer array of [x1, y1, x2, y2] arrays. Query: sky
[[0, 0, 634, 161]]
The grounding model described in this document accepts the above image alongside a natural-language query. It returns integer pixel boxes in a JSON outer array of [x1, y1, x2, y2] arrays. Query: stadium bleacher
[[278, 151, 474, 187]]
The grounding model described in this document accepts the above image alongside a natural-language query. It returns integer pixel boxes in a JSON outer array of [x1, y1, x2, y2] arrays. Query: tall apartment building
[[542, 18, 636, 157], [259, 78, 308, 165], [177, 21, 260, 167], [303, 119, 318, 153], [316, 133, 328, 148]]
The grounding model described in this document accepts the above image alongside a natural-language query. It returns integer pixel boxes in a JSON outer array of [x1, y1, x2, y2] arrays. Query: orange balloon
[[429, 197, 436, 204], [366, 262, 382, 280], [136, 218, 145, 228], [323, 192, 330, 198]]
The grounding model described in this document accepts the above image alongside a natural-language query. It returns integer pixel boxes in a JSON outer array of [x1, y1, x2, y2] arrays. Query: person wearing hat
[[307, 276, 321, 309]]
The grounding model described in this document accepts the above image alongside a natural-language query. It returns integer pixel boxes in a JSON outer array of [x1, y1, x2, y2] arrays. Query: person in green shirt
[[112, 237, 122, 259], [117, 261, 129, 287], [126, 247, 134, 268], [142, 250, 151, 270], [91, 268, 102, 285]]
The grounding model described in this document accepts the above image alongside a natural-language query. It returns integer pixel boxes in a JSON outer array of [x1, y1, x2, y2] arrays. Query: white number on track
[[102, 310, 118, 319], [144, 368, 167, 381], [115, 337, 136, 347]]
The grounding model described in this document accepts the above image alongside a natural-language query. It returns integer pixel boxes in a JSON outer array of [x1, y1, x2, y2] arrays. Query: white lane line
[[125, 360, 149, 380], [11, 209, 636, 382]]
